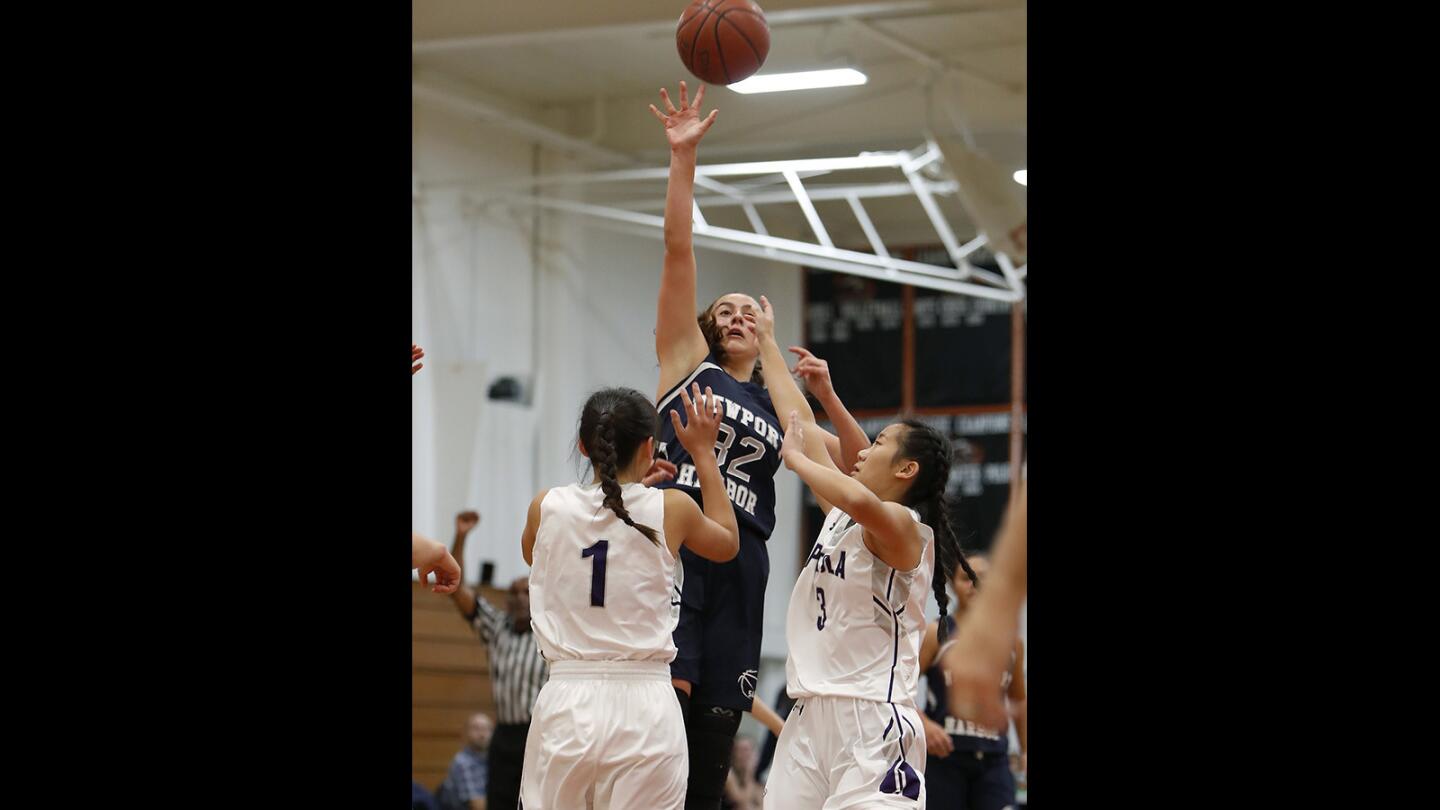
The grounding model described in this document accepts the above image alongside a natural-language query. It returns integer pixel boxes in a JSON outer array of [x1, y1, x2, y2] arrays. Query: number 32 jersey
[[654, 350, 781, 541], [785, 506, 934, 706], [529, 482, 681, 663]]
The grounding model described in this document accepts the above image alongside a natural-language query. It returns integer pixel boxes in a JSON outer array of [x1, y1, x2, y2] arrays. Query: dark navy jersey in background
[[924, 614, 1015, 754]]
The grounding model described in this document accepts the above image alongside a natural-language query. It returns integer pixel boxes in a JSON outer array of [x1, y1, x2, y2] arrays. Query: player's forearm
[[986, 493, 1027, 604], [447, 529, 479, 615], [750, 695, 785, 736], [786, 450, 882, 522], [953, 508, 1025, 656], [451, 529, 469, 576], [815, 387, 868, 471], [692, 450, 739, 540], [450, 583, 479, 619], [1016, 701, 1027, 754], [664, 148, 698, 254], [412, 533, 439, 568], [758, 336, 816, 424]]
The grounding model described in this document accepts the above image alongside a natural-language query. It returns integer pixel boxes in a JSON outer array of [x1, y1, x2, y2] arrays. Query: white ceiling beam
[[741, 202, 769, 236], [480, 152, 914, 191], [626, 179, 959, 210], [692, 175, 751, 203], [584, 218, 1020, 301], [504, 194, 1015, 292], [903, 161, 971, 276], [846, 194, 892, 260], [994, 251, 1027, 298], [784, 170, 834, 248]]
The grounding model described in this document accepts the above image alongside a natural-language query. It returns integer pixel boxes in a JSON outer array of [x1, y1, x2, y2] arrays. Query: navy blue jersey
[[654, 350, 781, 541], [923, 614, 1014, 754]]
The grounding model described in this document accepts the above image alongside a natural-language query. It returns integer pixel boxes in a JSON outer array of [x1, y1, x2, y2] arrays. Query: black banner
[[800, 252, 1025, 566], [802, 271, 904, 411], [803, 413, 1025, 559]]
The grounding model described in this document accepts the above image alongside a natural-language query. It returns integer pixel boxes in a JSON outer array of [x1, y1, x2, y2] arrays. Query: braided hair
[[895, 419, 968, 642], [578, 388, 661, 546]]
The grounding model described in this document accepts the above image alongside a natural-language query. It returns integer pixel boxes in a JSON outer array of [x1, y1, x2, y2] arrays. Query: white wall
[[414, 102, 807, 680], [413, 102, 537, 564]]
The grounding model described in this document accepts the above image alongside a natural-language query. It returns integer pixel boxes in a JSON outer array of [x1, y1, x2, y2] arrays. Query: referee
[[449, 510, 548, 810]]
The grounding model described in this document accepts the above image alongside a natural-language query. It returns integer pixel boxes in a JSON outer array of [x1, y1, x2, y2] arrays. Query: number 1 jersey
[[529, 483, 681, 663]]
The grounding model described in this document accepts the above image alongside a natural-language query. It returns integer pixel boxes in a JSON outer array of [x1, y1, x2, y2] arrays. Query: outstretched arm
[[789, 346, 871, 473], [756, 296, 843, 512], [942, 482, 1027, 730], [665, 384, 740, 562], [780, 413, 921, 570], [651, 81, 720, 394]]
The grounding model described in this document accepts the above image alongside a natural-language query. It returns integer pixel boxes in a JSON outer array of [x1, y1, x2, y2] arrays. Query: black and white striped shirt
[[473, 598, 548, 725]]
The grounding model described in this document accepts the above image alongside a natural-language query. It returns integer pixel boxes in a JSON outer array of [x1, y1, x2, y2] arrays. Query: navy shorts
[[924, 749, 1017, 810], [670, 529, 770, 711]]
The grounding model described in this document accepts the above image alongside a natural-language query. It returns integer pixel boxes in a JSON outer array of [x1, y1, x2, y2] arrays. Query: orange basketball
[[676, 0, 770, 86]]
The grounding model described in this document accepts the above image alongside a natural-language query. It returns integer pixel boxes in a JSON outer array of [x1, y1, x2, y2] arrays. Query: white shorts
[[764, 695, 927, 810], [519, 660, 687, 810]]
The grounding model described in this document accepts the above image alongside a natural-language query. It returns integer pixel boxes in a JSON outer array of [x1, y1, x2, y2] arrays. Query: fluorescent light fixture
[[728, 68, 868, 94], [1013, 169, 1027, 186]]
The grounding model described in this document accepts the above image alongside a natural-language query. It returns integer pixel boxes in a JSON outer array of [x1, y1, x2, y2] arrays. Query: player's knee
[[685, 703, 741, 804], [693, 702, 741, 741], [689, 704, 740, 774]]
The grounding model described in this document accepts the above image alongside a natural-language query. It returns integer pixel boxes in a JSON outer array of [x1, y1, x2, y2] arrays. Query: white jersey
[[785, 506, 934, 706], [528, 483, 681, 663]]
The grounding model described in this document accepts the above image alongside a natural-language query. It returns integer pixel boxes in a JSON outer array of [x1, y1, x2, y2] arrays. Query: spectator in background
[[447, 510, 548, 810], [721, 735, 764, 810], [435, 713, 494, 810], [413, 780, 438, 810]]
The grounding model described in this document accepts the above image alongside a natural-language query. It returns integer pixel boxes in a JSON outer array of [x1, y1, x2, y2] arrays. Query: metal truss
[[476, 142, 1026, 302]]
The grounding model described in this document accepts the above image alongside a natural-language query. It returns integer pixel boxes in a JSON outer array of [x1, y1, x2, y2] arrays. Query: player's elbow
[[696, 542, 738, 564], [711, 527, 740, 562], [838, 492, 885, 526], [663, 229, 690, 254], [717, 530, 740, 562]]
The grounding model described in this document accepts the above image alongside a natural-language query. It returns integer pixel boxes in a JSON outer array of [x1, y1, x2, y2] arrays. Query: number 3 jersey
[[529, 482, 681, 663], [654, 350, 781, 541], [785, 506, 935, 706]]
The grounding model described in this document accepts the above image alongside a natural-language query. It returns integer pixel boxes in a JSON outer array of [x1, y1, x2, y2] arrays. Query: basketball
[[676, 0, 770, 86]]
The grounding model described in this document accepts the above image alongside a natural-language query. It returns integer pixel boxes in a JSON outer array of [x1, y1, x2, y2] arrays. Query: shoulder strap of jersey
[[656, 354, 724, 411]]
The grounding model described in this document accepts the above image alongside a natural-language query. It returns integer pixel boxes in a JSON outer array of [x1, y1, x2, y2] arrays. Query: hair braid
[[591, 411, 661, 545]]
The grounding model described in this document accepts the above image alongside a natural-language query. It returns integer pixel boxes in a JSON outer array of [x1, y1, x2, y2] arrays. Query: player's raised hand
[[788, 346, 835, 400], [671, 383, 722, 457], [649, 80, 718, 151]]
